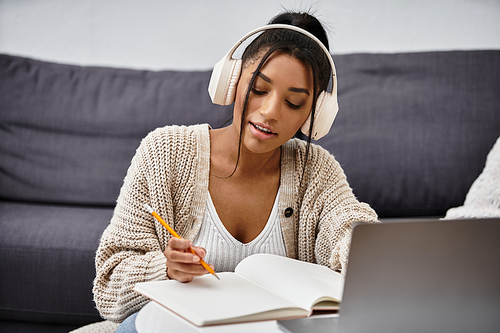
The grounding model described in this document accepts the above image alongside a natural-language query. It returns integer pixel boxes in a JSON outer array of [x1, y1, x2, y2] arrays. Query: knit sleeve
[[93, 130, 172, 323], [314, 177, 378, 275], [297, 144, 379, 275]]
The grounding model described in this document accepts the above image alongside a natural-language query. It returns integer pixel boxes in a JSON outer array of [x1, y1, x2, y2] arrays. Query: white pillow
[[444, 136, 500, 219]]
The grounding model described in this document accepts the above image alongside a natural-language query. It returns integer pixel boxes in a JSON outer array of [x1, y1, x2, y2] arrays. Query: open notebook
[[134, 253, 343, 326]]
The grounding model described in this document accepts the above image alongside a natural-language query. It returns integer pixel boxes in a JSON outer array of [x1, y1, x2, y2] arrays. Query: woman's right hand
[[163, 238, 213, 283]]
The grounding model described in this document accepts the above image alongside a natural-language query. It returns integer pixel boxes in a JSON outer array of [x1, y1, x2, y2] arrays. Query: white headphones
[[208, 24, 338, 140]]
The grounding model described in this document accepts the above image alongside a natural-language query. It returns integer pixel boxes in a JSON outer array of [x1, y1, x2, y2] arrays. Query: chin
[[242, 136, 281, 155]]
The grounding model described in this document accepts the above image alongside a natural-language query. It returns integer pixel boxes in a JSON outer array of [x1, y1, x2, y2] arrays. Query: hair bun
[[269, 11, 329, 50]]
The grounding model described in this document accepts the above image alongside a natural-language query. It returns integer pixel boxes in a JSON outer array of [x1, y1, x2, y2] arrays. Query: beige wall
[[0, 0, 499, 70]]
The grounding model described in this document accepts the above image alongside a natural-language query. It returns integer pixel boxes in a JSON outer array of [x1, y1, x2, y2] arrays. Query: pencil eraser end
[[143, 204, 154, 214]]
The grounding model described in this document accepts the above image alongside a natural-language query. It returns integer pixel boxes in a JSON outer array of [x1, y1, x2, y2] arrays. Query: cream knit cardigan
[[93, 124, 378, 322]]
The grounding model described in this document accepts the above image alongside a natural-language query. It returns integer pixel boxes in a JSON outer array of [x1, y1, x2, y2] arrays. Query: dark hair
[[226, 11, 331, 180], [242, 12, 330, 91]]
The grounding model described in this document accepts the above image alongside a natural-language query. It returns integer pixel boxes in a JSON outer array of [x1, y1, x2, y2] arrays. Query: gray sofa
[[1, 50, 499, 332]]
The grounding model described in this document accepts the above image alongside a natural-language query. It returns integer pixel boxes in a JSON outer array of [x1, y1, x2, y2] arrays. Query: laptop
[[278, 218, 500, 333]]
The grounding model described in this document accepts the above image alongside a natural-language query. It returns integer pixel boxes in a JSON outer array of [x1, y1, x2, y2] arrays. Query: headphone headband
[[208, 24, 339, 140], [224, 24, 336, 81]]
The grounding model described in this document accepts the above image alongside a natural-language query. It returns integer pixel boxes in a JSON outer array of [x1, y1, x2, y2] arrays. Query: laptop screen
[[338, 218, 500, 333]]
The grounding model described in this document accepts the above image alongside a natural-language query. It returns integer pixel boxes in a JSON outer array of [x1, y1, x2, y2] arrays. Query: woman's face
[[233, 52, 314, 155]]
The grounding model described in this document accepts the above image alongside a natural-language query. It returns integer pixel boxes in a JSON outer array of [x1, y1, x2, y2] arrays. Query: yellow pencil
[[144, 204, 220, 280]]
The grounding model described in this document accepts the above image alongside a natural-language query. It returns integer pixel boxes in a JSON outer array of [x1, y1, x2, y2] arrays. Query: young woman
[[93, 10, 378, 330]]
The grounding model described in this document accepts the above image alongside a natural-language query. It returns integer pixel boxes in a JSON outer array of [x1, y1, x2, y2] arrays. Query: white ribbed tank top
[[192, 189, 286, 272]]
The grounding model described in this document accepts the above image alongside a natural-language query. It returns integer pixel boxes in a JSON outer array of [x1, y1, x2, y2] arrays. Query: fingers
[[191, 246, 206, 260], [164, 238, 210, 283]]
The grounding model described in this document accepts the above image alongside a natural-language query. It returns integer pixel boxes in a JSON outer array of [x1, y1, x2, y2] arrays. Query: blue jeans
[[115, 312, 139, 333]]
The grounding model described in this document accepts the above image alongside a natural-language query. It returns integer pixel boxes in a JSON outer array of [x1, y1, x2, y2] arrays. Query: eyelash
[[251, 88, 302, 110], [251, 88, 266, 95], [287, 101, 301, 110]]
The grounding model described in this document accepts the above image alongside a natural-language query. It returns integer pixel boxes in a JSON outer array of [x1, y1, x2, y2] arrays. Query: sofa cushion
[[0, 321, 81, 333], [0, 201, 112, 325], [319, 50, 500, 217], [0, 54, 228, 205]]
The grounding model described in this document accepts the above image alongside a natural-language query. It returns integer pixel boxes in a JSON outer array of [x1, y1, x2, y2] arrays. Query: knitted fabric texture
[[93, 124, 378, 322], [445, 135, 500, 219]]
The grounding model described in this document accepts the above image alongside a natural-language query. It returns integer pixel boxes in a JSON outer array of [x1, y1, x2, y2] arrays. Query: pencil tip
[[213, 273, 220, 280]]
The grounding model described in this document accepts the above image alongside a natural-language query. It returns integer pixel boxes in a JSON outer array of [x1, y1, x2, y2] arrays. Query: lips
[[250, 122, 276, 135], [248, 122, 277, 140]]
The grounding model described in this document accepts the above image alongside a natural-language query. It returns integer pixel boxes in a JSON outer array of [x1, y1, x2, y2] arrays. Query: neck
[[210, 126, 281, 179]]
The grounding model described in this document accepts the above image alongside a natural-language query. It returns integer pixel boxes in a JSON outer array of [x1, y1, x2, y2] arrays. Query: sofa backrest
[[0, 54, 228, 206], [1, 51, 499, 217], [321, 51, 500, 217]]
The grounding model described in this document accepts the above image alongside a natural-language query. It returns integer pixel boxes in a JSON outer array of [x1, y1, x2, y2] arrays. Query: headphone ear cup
[[300, 91, 338, 140], [301, 91, 326, 139], [208, 57, 242, 105], [223, 59, 242, 105]]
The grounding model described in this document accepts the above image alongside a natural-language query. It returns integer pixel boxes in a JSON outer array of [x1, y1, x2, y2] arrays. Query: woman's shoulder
[[143, 124, 210, 142], [283, 138, 346, 182], [285, 138, 339, 165], [135, 124, 210, 160]]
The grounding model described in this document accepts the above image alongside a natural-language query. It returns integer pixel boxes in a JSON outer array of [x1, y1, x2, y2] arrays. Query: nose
[[259, 92, 280, 121]]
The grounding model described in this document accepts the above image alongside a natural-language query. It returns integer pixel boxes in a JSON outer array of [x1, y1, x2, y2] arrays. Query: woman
[[93, 10, 378, 331]]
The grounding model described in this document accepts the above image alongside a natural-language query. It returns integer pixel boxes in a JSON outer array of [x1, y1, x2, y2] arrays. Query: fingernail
[[192, 255, 200, 262]]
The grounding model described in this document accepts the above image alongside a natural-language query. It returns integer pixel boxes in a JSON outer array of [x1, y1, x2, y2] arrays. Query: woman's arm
[[296, 144, 379, 275], [92, 133, 170, 322], [93, 125, 211, 322]]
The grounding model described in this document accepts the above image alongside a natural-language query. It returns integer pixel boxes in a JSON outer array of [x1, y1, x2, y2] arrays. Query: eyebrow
[[253, 72, 310, 96]]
